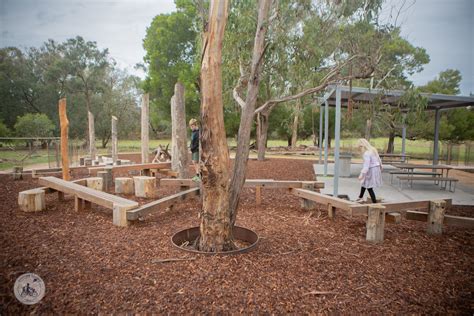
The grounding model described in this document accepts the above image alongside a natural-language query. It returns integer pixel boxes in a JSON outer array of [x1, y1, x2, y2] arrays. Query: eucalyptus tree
[[143, 2, 199, 136]]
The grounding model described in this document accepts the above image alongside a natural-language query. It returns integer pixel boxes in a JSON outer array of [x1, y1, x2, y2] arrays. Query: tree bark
[[229, 0, 273, 226], [365, 118, 372, 141], [198, 0, 234, 252], [290, 100, 300, 149], [386, 130, 395, 153], [257, 112, 270, 161], [171, 82, 189, 178], [59, 98, 70, 180]]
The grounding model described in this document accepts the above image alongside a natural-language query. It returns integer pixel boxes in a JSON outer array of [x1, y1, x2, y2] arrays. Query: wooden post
[[113, 204, 130, 227], [115, 177, 134, 195], [12, 166, 23, 180], [255, 186, 262, 205], [18, 189, 45, 212], [171, 82, 189, 178], [74, 196, 83, 212], [300, 181, 316, 210], [366, 204, 386, 243], [327, 203, 335, 219], [133, 176, 155, 198], [88, 111, 96, 160], [427, 200, 446, 234], [59, 98, 70, 180], [112, 116, 118, 165], [141, 93, 149, 163], [86, 177, 103, 191], [97, 171, 110, 192]]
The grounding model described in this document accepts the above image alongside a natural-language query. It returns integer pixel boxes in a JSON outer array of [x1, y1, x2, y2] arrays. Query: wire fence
[[0, 137, 88, 171]]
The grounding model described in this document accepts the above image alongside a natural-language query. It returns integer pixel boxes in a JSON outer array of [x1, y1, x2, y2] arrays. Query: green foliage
[[419, 69, 461, 95], [0, 36, 142, 141], [143, 2, 199, 135], [14, 113, 55, 137], [0, 120, 10, 137]]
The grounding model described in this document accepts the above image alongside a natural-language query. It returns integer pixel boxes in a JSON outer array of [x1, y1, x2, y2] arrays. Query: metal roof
[[322, 85, 474, 111]]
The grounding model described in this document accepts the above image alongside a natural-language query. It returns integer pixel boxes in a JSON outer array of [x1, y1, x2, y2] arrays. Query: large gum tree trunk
[[198, 0, 234, 252]]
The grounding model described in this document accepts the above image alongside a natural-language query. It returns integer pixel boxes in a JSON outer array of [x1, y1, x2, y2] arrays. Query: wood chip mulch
[[0, 158, 473, 314]]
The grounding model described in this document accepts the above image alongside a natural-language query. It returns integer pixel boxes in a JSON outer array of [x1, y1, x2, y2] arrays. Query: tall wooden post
[[111, 116, 118, 164], [88, 111, 96, 160], [171, 82, 189, 178], [141, 93, 149, 163], [59, 98, 70, 180]]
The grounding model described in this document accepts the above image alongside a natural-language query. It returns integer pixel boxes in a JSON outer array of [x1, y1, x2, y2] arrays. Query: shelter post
[[433, 108, 441, 165], [333, 85, 341, 197], [324, 100, 329, 176]]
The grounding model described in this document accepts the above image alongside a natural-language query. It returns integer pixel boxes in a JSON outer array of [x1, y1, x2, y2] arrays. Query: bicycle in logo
[[20, 283, 38, 298]]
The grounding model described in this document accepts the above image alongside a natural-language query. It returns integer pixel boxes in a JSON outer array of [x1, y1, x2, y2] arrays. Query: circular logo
[[13, 273, 46, 305]]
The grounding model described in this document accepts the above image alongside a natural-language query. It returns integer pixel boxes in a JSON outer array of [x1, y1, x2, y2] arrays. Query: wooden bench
[[397, 176, 459, 192], [389, 170, 441, 184], [38, 176, 138, 226]]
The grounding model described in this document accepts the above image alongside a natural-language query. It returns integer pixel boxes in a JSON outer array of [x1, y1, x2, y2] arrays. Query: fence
[[0, 137, 88, 171]]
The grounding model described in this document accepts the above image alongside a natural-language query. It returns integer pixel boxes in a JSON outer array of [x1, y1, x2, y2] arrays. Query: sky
[[0, 0, 472, 95]]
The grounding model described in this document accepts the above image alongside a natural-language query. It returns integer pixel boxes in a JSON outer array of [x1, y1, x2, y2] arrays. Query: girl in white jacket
[[356, 138, 383, 203]]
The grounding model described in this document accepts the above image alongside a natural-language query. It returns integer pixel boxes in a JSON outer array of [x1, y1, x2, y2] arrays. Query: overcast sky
[[0, 0, 472, 95]]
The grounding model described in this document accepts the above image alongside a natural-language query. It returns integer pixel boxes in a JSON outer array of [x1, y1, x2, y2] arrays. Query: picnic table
[[391, 163, 458, 192], [391, 163, 452, 177], [379, 153, 410, 164]]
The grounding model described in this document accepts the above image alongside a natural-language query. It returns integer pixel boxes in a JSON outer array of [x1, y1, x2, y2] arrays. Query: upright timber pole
[[433, 108, 441, 165], [111, 116, 118, 165], [88, 111, 96, 160], [318, 103, 323, 165], [333, 85, 341, 197], [171, 82, 189, 178], [141, 93, 150, 164], [324, 100, 329, 176], [401, 113, 407, 159], [58, 98, 70, 181]]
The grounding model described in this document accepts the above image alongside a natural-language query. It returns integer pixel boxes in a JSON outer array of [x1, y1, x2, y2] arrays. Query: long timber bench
[[38, 176, 138, 226], [397, 176, 459, 192]]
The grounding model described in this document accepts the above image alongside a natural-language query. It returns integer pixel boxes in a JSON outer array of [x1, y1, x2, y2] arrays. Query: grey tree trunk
[[171, 82, 189, 178], [257, 112, 269, 161], [229, 0, 273, 225]]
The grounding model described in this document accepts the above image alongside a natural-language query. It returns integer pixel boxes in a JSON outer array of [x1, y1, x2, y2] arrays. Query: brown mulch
[[0, 158, 473, 314]]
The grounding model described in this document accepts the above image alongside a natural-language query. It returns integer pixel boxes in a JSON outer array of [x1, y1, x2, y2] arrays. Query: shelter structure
[[318, 85, 474, 197]]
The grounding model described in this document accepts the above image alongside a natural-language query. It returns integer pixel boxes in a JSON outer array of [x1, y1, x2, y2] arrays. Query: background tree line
[[142, 0, 473, 154], [0, 36, 141, 147]]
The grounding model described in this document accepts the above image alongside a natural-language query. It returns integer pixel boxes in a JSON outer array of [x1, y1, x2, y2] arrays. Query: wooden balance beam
[[289, 188, 357, 215], [127, 187, 200, 221], [406, 210, 474, 229], [350, 199, 453, 216], [88, 162, 172, 176], [38, 176, 138, 227]]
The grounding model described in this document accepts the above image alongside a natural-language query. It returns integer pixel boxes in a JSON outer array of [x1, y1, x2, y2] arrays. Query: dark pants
[[359, 187, 377, 203]]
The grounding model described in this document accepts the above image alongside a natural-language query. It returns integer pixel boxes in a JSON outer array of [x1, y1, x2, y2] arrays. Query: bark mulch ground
[[0, 158, 473, 314]]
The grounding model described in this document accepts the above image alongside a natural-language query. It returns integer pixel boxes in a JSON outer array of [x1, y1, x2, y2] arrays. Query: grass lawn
[[1, 137, 471, 171]]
